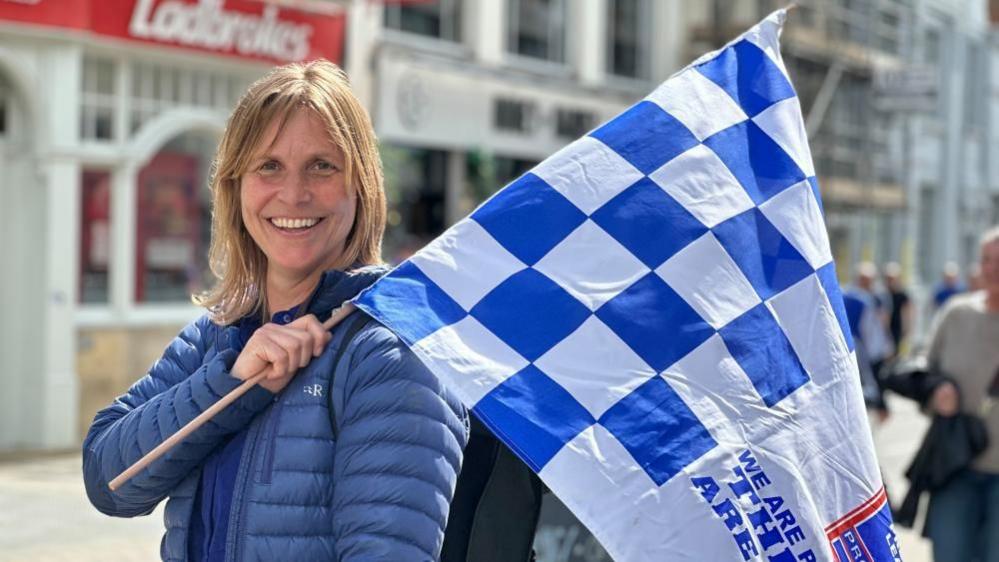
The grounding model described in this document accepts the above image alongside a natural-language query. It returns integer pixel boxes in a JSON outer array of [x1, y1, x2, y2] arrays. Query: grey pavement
[[0, 395, 933, 562]]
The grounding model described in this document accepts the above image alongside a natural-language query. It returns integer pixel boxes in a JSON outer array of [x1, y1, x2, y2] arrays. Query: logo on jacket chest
[[303, 383, 324, 397]]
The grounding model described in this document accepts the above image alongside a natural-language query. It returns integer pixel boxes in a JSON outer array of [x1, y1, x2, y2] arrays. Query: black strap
[[326, 311, 372, 439]]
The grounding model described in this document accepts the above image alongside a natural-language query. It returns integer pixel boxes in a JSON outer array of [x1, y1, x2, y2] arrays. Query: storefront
[[0, 0, 345, 451]]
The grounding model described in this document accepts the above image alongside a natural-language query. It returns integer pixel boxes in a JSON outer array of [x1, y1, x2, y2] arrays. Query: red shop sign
[[0, 0, 345, 65]]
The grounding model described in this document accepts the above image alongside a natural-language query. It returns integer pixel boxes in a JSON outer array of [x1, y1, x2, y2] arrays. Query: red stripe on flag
[[825, 487, 888, 539]]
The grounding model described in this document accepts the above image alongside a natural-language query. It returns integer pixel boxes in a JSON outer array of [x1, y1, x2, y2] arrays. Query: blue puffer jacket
[[83, 267, 469, 561]]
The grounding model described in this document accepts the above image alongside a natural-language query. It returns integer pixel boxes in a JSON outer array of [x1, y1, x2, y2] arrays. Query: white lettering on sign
[[129, 0, 313, 62]]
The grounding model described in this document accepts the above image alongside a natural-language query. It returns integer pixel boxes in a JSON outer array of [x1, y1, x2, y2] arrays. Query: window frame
[[383, 0, 463, 43], [80, 57, 117, 142], [606, 0, 652, 80], [506, 0, 567, 64]]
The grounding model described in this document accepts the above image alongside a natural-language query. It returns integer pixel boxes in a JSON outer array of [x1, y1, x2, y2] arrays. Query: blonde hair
[[195, 60, 386, 324]]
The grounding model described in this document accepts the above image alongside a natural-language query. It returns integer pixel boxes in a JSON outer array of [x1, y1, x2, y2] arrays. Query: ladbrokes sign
[[0, 0, 344, 64], [129, 0, 312, 62]]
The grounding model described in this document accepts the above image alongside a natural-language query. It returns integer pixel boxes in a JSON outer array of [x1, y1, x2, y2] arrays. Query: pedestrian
[[882, 261, 912, 357], [932, 261, 966, 310], [921, 226, 999, 562], [82, 60, 468, 561], [843, 263, 893, 421]]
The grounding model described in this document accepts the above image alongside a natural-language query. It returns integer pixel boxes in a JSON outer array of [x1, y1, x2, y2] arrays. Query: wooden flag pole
[[108, 302, 358, 492]]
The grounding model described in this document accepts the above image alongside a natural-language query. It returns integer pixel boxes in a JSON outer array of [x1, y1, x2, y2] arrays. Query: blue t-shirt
[[187, 307, 297, 562]]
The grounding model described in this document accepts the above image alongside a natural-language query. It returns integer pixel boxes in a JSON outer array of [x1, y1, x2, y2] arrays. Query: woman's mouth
[[269, 217, 323, 231]]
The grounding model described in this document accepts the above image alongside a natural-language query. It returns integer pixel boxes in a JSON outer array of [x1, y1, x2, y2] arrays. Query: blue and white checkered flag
[[355, 10, 900, 562]]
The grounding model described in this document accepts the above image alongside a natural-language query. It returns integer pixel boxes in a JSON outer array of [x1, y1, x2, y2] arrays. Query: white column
[[19, 44, 83, 450], [573, 0, 606, 86], [651, 0, 688, 82], [0, 150, 47, 449], [39, 158, 82, 448], [344, 0, 383, 111], [0, 144, 19, 448], [470, 0, 505, 66], [111, 163, 138, 316]]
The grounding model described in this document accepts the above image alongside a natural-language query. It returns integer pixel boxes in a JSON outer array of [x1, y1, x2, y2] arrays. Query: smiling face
[[240, 108, 356, 285]]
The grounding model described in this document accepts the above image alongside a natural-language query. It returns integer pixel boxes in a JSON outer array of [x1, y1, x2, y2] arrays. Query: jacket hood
[[307, 265, 390, 321]]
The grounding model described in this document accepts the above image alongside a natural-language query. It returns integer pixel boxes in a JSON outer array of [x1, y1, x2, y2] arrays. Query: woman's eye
[[258, 161, 280, 173], [311, 160, 337, 173]]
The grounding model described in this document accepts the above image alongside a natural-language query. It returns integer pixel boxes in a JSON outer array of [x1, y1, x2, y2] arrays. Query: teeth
[[271, 217, 319, 229]]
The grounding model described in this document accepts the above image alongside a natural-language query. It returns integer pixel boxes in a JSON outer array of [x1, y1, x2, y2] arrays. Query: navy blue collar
[[236, 265, 388, 341]]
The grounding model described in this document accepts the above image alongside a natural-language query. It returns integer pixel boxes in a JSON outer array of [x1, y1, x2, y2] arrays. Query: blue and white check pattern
[[356, 10, 886, 561]]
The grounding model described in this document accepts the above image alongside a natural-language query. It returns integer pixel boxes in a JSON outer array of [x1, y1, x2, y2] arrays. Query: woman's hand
[[231, 314, 332, 393], [930, 381, 959, 417]]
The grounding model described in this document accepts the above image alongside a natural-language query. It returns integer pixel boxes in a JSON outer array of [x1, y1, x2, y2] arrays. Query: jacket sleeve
[[331, 324, 469, 561], [82, 315, 274, 517]]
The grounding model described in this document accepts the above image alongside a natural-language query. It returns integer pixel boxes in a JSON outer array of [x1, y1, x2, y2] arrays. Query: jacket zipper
[[226, 417, 262, 562], [257, 398, 285, 485]]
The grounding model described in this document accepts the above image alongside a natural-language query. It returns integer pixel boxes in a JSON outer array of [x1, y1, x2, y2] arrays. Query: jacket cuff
[[204, 349, 275, 415]]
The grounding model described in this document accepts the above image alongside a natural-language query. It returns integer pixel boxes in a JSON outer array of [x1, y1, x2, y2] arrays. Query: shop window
[[875, 5, 903, 55], [195, 70, 214, 107], [555, 108, 594, 139], [465, 152, 538, 208], [384, 0, 462, 42], [80, 170, 112, 304], [607, 0, 650, 79], [508, 0, 565, 63], [381, 145, 447, 264], [229, 77, 249, 107], [494, 98, 535, 133], [131, 62, 158, 134], [923, 27, 940, 67], [135, 133, 216, 303], [963, 42, 984, 133], [129, 63, 256, 135], [81, 57, 116, 141], [494, 156, 538, 188]]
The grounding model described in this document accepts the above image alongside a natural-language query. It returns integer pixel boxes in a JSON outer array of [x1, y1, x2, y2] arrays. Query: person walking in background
[[851, 262, 894, 368], [921, 227, 999, 562], [82, 60, 468, 561], [844, 262, 894, 422], [933, 261, 966, 310], [883, 262, 912, 357]]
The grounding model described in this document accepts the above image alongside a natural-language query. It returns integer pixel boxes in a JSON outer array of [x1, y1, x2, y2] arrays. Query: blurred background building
[[0, 0, 996, 456], [691, 0, 998, 331]]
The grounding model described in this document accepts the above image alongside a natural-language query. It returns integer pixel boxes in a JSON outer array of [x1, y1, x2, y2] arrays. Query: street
[[0, 395, 932, 562]]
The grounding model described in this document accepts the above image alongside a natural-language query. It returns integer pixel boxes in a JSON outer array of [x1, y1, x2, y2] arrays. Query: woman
[[922, 226, 999, 562], [83, 60, 468, 562]]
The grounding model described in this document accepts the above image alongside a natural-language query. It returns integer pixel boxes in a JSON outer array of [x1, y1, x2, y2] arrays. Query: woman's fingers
[[233, 315, 333, 392], [291, 314, 332, 356], [256, 331, 292, 379], [262, 324, 311, 372]]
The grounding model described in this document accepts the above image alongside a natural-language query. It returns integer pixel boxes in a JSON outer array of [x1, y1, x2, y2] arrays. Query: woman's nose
[[276, 173, 312, 204]]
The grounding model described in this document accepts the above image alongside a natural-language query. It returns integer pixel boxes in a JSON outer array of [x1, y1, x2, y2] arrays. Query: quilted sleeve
[[331, 324, 469, 561], [82, 315, 274, 517]]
